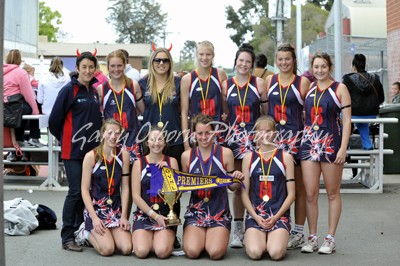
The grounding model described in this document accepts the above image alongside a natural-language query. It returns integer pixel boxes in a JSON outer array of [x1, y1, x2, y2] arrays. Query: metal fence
[[307, 34, 388, 96]]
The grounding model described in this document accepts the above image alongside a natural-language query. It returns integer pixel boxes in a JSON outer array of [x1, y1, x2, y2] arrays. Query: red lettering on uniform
[[200, 98, 216, 116]]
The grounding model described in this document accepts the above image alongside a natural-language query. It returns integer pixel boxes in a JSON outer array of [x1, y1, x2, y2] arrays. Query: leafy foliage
[[107, 0, 167, 44], [307, 0, 333, 11], [38, 1, 62, 42], [181, 40, 197, 61], [225, 0, 328, 62]]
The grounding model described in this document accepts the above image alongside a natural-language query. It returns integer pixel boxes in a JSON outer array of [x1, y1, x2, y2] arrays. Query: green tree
[[38, 1, 62, 42], [107, 0, 167, 44], [181, 40, 197, 61], [307, 0, 334, 11], [225, 1, 328, 61]]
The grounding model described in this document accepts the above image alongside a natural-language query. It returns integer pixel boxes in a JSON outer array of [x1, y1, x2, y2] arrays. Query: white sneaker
[[318, 237, 336, 254], [301, 235, 319, 253], [287, 233, 305, 249], [28, 138, 44, 147], [230, 221, 244, 248], [74, 222, 90, 247]]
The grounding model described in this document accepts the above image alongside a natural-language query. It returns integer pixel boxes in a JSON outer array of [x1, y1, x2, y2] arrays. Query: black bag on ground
[[36, 204, 57, 230], [4, 93, 24, 128]]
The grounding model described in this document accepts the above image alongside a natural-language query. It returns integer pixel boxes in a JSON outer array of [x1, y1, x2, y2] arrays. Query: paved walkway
[[3, 175, 400, 265]]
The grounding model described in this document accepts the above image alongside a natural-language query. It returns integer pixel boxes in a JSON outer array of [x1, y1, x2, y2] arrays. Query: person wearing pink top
[[3, 49, 39, 161]]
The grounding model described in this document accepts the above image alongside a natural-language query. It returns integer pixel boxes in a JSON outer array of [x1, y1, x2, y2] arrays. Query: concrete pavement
[[3, 175, 400, 266]]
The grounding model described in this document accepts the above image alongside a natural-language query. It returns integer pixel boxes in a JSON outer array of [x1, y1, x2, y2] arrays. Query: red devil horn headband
[[76, 48, 98, 57], [151, 42, 173, 52]]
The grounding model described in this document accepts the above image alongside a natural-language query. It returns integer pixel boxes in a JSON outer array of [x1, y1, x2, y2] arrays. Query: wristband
[[147, 209, 154, 217], [135, 95, 143, 102]]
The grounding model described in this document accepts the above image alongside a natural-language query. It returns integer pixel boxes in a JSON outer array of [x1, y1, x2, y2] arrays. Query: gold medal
[[106, 197, 113, 205], [313, 125, 319, 131], [263, 195, 270, 202], [240, 122, 246, 128], [204, 197, 209, 203], [157, 121, 164, 128], [152, 203, 159, 210], [280, 119, 286, 126]]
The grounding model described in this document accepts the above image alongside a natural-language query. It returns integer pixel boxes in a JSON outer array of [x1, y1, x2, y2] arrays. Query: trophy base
[[166, 218, 181, 227]]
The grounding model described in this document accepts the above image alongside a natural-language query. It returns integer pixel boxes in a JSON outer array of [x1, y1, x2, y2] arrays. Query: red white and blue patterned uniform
[[245, 149, 291, 232], [83, 147, 124, 231], [225, 76, 261, 159], [267, 74, 304, 161], [102, 82, 140, 162], [189, 67, 223, 121], [132, 155, 178, 231], [300, 82, 342, 163], [184, 145, 231, 229]]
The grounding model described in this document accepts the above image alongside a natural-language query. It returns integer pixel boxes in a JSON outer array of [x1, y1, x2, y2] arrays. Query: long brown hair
[[49, 57, 65, 78], [146, 48, 175, 104], [94, 118, 123, 162], [106, 50, 133, 89], [6, 49, 22, 65]]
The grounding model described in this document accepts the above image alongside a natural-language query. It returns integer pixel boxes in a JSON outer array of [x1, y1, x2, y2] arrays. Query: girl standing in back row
[[266, 44, 310, 250], [300, 53, 351, 254], [222, 43, 268, 248], [180, 40, 227, 150]]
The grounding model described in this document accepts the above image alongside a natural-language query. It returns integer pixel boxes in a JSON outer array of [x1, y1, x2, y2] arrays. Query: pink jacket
[[3, 64, 39, 115]]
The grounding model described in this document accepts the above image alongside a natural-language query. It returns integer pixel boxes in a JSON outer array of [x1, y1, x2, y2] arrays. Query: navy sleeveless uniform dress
[[132, 155, 178, 231], [102, 82, 141, 163], [300, 82, 342, 163], [184, 145, 231, 229], [245, 149, 291, 232], [83, 147, 125, 231], [225, 76, 261, 159], [189, 67, 223, 121], [267, 74, 304, 163]]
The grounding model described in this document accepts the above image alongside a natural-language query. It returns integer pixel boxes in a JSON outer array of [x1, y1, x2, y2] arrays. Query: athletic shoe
[[74, 222, 90, 247], [6, 152, 17, 162], [230, 221, 244, 248], [318, 237, 336, 254], [174, 236, 181, 249], [301, 235, 319, 253], [28, 138, 44, 148], [287, 233, 305, 249]]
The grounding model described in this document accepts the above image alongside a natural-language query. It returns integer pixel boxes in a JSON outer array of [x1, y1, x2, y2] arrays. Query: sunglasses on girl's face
[[153, 58, 170, 64]]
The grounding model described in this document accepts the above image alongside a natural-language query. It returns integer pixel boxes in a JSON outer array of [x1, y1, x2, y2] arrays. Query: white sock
[[292, 224, 304, 235], [326, 234, 334, 241], [84, 230, 89, 240]]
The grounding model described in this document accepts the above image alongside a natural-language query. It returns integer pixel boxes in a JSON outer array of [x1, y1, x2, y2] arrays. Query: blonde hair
[[106, 50, 133, 89], [147, 48, 175, 104], [195, 41, 215, 68], [254, 115, 276, 131], [22, 64, 35, 75], [94, 119, 123, 162]]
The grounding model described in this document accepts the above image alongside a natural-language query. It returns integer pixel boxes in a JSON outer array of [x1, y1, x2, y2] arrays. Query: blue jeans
[[352, 115, 376, 150], [61, 159, 84, 243]]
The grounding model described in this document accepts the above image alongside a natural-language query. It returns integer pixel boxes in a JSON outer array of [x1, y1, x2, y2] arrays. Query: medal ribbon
[[278, 75, 295, 122], [313, 85, 327, 123], [103, 151, 116, 198], [112, 85, 125, 122], [197, 144, 215, 176], [234, 75, 251, 123], [157, 90, 164, 122], [259, 149, 277, 187], [196, 69, 212, 113]]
